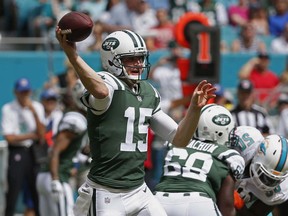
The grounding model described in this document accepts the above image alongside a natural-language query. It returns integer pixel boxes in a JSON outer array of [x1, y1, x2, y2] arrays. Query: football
[[58, 11, 93, 42]]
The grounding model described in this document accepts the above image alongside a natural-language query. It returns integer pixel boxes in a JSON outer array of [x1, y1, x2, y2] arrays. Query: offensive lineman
[[154, 104, 245, 216]]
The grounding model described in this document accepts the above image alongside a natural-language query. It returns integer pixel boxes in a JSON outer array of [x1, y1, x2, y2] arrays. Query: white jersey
[[58, 111, 87, 135], [238, 177, 288, 205], [232, 126, 265, 166], [233, 126, 288, 205]]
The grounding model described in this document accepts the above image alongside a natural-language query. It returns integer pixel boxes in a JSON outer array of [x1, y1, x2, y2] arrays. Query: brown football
[[58, 11, 93, 42]]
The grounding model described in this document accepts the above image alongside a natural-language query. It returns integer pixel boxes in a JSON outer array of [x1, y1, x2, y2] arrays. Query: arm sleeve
[[80, 72, 115, 115], [58, 112, 87, 134], [149, 110, 178, 144]]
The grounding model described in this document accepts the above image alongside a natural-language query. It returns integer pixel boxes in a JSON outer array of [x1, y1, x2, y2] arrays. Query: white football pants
[[74, 178, 167, 216]]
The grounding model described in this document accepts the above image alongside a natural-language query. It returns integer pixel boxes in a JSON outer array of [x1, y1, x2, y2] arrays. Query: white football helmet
[[250, 134, 288, 191], [72, 79, 87, 111], [100, 30, 150, 80], [193, 104, 235, 145]]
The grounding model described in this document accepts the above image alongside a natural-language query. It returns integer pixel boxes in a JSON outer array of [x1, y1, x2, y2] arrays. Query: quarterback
[[56, 27, 216, 216]]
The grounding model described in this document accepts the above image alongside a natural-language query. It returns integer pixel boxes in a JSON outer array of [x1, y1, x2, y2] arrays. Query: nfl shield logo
[[104, 197, 110, 204]]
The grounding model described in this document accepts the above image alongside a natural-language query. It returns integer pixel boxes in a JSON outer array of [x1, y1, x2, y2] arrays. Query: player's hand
[[191, 80, 216, 109], [55, 26, 77, 58], [51, 180, 63, 202]]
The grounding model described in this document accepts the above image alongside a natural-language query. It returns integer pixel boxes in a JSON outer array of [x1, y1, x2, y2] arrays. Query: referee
[[231, 79, 275, 135]]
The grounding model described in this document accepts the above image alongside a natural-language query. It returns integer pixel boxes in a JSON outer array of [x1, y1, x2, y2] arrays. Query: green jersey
[[155, 139, 243, 202], [85, 72, 161, 189]]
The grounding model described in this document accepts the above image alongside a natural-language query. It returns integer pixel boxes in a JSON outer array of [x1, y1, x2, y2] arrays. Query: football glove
[[51, 180, 63, 202]]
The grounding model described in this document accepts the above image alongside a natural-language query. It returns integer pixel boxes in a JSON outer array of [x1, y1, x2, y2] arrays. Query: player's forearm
[[172, 106, 201, 147], [50, 151, 60, 180], [238, 59, 257, 79], [68, 55, 109, 99]]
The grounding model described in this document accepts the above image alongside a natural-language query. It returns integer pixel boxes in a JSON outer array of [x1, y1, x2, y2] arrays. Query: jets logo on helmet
[[102, 37, 120, 51], [194, 104, 235, 145], [212, 114, 231, 126], [100, 30, 150, 81]]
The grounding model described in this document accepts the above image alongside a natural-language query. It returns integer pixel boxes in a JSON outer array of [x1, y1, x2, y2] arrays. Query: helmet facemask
[[101, 30, 151, 81], [114, 52, 151, 81], [250, 162, 287, 191], [228, 127, 240, 150], [250, 135, 288, 191]]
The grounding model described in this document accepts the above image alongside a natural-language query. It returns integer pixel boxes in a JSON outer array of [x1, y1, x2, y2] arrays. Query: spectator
[[1, 78, 46, 216], [231, 22, 267, 53], [210, 83, 234, 111], [13, 0, 39, 37], [131, 0, 157, 36], [76, 0, 107, 22], [98, 0, 120, 24], [101, 0, 138, 33], [189, 0, 228, 26], [2, 0, 17, 33], [249, 5, 270, 35], [276, 93, 288, 138], [51, 0, 74, 22], [238, 52, 280, 103], [149, 8, 175, 50], [271, 22, 288, 54], [29, 0, 55, 38], [228, 0, 250, 27], [269, 0, 288, 37], [279, 58, 288, 86], [149, 40, 187, 122], [230, 79, 275, 134]]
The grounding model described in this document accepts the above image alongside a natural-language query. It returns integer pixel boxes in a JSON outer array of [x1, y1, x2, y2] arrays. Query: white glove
[[51, 180, 63, 202], [237, 181, 253, 203]]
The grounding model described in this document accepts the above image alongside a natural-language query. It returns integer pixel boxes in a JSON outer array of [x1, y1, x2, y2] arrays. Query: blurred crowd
[[0, 0, 288, 215], [0, 0, 288, 53]]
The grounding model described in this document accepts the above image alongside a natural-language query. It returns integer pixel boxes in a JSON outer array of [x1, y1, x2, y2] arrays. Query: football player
[[56, 27, 216, 216], [154, 104, 245, 216], [36, 80, 88, 216], [229, 126, 288, 216]]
